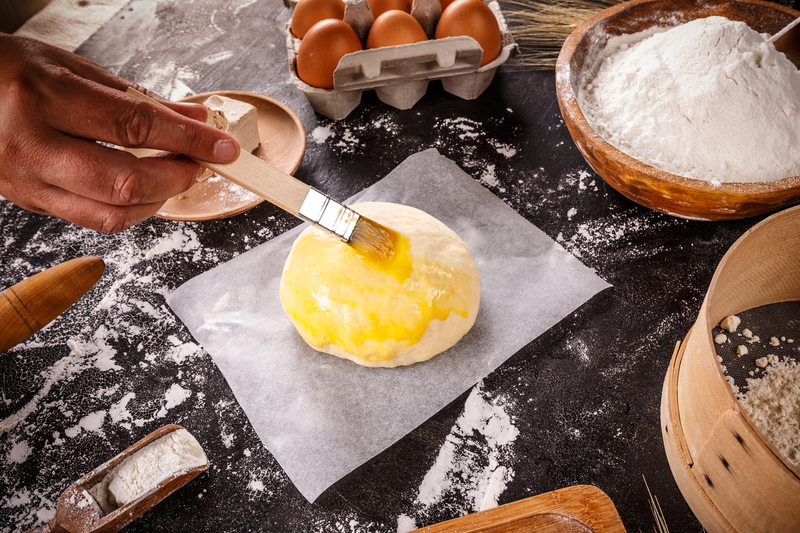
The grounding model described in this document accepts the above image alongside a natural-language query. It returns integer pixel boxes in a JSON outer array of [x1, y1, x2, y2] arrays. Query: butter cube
[[198, 95, 261, 182]]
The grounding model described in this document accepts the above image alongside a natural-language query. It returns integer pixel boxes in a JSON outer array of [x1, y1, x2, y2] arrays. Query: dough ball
[[280, 202, 481, 367]]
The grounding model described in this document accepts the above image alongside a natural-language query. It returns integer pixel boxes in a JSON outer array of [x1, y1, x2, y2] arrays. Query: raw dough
[[280, 202, 481, 367]]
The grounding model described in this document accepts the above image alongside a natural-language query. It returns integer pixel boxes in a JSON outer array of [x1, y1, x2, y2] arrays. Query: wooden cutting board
[[412, 485, 626, 532]]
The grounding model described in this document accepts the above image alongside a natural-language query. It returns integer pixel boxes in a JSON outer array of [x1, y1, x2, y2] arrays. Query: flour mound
[[578, 16, 800, 183]]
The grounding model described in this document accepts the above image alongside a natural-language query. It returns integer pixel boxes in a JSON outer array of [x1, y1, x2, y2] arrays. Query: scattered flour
[[0, 219, 233, 531], [155, 384, 192, 418], [145, 227, 202, 259], [491, 141, 517, 158], [312, 125, 334, 144], [579, 16, 800, 183], [0, 345, 85, 435], [479, 164, 504, 192], [201, 50, 235, 65], [396, 514, 416, 533], [8, 441, 31, 464], [109, 393, 136, 426], [399, 382, 518, 529], [221, 427, 235, 448], [556, 209, 659, 260], [65, 410, 107, 438], [137, 61, 199, 101], [309, 114, 518, 197]]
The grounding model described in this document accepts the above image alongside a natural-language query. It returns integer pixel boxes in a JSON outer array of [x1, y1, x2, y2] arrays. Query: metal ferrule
[[297, 188, 360, 242]]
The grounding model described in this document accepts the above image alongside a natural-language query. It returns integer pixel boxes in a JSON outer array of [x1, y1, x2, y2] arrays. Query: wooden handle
[[125, 87, 310, 215], [204, 150, 310, 215], [0, 256, 105, 353]]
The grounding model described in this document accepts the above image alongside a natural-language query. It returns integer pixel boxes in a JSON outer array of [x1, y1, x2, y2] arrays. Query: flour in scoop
[[578, 16, 800, 183]]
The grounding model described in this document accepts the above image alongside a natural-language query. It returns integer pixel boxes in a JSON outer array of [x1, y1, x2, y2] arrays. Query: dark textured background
[[1, 0, 799, 531]]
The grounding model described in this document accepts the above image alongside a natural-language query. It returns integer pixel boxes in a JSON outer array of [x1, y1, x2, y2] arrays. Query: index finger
[[41, 74, 240, 164]]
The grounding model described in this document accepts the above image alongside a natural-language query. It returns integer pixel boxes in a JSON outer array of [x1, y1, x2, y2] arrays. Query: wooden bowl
[[555, 0, 800, 221]]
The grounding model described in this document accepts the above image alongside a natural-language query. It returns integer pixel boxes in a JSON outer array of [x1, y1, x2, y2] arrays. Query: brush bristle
[[348, 216, 396, 260]]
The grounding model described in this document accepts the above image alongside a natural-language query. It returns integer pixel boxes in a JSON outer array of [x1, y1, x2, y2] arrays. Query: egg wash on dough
[[280, 227, 474, 362]]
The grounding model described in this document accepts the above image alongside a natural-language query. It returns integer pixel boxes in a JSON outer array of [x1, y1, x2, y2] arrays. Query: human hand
[[0, 34, 240, 232]]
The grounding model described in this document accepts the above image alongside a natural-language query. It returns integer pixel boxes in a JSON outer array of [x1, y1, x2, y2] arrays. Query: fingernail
[[214, 140, 238, 162]]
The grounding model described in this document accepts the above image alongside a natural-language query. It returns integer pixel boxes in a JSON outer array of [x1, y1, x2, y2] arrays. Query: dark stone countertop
[[1, 1, 797, 531]]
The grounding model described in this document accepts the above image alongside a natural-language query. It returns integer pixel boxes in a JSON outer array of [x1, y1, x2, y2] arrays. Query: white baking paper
[[168, 148, 610, 501]]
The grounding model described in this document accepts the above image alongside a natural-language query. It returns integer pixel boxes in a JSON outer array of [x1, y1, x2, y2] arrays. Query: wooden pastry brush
[[126, 88, 396, 260]]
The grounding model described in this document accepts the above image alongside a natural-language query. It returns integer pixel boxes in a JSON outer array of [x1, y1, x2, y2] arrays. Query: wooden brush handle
[[126, 87, 310, 215], [203, 150, 309, 215], [0, 256, 105, 353]]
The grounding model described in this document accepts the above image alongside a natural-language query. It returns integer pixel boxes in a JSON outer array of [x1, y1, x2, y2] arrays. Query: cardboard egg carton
[[285, 0, 518, 120]]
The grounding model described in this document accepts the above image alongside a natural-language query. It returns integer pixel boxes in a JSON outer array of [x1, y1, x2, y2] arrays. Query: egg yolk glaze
[[280, 217, 478, 364]]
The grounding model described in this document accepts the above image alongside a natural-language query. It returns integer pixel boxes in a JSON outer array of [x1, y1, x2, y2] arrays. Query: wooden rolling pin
[[0, 256, 105, 352]]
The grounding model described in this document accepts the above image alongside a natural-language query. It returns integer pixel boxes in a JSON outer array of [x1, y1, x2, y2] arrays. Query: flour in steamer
[[279, 202, 481, 367]]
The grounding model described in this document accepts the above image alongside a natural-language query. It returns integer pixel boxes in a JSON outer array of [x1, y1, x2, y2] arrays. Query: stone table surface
[[1, 1, 798, 531]]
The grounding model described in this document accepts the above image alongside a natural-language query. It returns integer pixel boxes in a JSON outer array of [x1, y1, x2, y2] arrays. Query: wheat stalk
[[504, 0, 624, 69], [642, 475, 670, 533]]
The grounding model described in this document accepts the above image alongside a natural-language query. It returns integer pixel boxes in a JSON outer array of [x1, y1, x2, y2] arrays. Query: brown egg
[[435, 0, 501, 67], [297, 19, 363, 89], [291, 0, 346, 39], [368, 0, 412, 18], [439, 0, 456, 10], [366, 11, 428, 49]]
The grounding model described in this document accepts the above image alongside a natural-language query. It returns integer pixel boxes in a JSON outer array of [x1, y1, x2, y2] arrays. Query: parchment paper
[[168, 149, 610, 501]]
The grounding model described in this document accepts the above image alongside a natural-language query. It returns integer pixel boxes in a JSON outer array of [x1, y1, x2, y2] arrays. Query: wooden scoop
[[411, 485, 625, 532], [770, 16, 800, 67], [25, 424, 208, 533], [0, 256, 105, 353]]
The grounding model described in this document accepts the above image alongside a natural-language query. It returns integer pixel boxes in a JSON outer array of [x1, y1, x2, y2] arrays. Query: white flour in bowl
[[578, 16, 800, 184]]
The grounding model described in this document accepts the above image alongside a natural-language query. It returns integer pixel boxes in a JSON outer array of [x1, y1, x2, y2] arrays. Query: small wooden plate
[[555, 0, 800, 221], [412, 485, 626, 532], [131, 91, 306, 221]]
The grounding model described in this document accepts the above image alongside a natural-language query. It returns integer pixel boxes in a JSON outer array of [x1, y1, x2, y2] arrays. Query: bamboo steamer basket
[[661, 205, 800, 532]]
